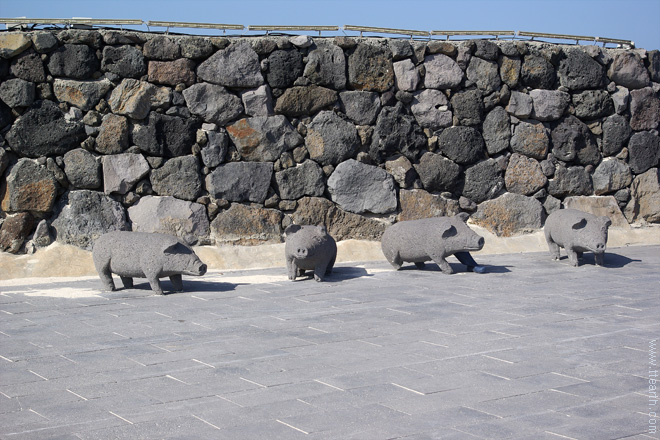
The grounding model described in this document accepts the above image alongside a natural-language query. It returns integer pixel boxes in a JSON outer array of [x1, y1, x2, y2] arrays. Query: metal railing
[[0, 18, 635, 48]]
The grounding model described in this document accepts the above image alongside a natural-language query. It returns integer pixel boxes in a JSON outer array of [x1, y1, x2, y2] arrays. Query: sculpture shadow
[[111, 278, 239, 296], [558, 252, 638, 268], [397, 262, 511, 274], [293, 266, 372, 283]]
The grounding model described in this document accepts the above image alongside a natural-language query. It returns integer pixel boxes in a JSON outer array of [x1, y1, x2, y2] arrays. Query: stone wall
[[0, 29, 659, 254]]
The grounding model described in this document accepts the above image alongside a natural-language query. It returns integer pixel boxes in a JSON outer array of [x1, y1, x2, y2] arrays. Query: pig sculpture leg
[[454, 251, 487, 273], [170, 274, 184, 292]]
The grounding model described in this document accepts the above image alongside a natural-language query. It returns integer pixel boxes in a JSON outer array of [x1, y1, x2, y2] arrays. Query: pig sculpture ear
[[441, 225, 458, 238], [285, 225, 302, 236], [601, 217, 612, 228], [455, 212, 470, 223], [571, 218, 588, 230], [163, 242, 191, 255], [317, 225, 328, 234]]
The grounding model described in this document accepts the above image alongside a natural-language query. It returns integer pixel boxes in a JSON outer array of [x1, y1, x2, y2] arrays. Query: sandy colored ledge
[[1, 224, 658, 281]]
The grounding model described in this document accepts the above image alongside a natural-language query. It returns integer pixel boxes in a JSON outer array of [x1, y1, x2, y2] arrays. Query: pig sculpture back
[[381, 213, 485, 274], [92, 231, 207, 295], [285, 225, 337, 282], [544, 209, 612, 267]]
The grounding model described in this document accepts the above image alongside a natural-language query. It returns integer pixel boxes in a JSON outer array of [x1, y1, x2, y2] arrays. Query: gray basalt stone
[[625, 168, 660, 223], [205, 161, 273, 203], [450, 89, 483, 126], [51, 189, 128, 250], [423, 53, 464, 90], [132, 112, 199, 157], [474, 40, 499, 60], [505, 153, 548, 196], [608, 51, 650, 89], [369, 103, 427, 161], [627, 131, 660, 174], [629, 87, 660, 131], [53, 78, 113, 111], [410, 89, 452, 131], [292, 196, 387, 241], [327, 159, 397, 215], [96, 114, 129, 155], [57, 29, 103, 47], [200, 129, 228, 168], [143, 36, 180, 60], [285, 224, 337, 282], [592, 158, 633, 195], [102, 153, 150, 195], [127, 195, 210, 245], [10, 51, 46, 82], [393, 59, 420, 92], [551, 115, 601, 166], [544, 208, 611, 266], [462, 158, 505, 203], [226, 115, 302, 162], [267, 49, 303, 88], [521, 55, 555, 89], [0, 212, 34, 253], [180, 37, 214, 59], [602, 114, 631, 156], [275, 159, 325, 200], [183, 83, 243, 126], [381, 213, 485, 273], [47, 44, 99, 79], [240, 85, 274, 117], [506, 91, 533, 119], [386, 155, 417, 189], [151, 156, 202, 201], [397, 189, 460, 221], [338, 90, 381, 126], [31, 32, 58, 53], [437, 126, 485, 165], [63, 148, 101, 189], [5, 100, 86, 158], [92, 231, 207, 294], [483, 106, 511, 155], [530, 89, 570, 121], [466, 57, 501, 95], [148, 58, 196, 87], [572, 90, 614, 120], [197, 41, 264, 88], [558, 49, 605, 90], [0, 78, 35, 108], [499, 56, 521, 88], [548, 164, 593, 198], [101, 45, 146, 78], [472, 192, 544, 236], [611, 86, 630, 114], [414, 151, 462, 193], [1, 158, 58, 213], [273, 85, 337, 117], [210, 203, 283, 245], [348, 43, 394, 92], [32, 219, 51, 247], [389, 39, 414, 61], [108, 79, 158, 120], [306, 110, 360, 166]]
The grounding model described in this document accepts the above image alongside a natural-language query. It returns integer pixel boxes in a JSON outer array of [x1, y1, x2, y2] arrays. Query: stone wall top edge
[[1, 28, 650, 53]]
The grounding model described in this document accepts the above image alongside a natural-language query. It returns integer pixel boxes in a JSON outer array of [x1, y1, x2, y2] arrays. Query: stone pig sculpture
[[92, 231, 207, 295], [381, 213, 485, 274], [285, 224, 337, 282], [544, 208, 612, 267]]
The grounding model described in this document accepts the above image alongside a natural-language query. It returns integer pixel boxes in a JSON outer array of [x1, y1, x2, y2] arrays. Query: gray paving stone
[[0, 245, 658, 438]]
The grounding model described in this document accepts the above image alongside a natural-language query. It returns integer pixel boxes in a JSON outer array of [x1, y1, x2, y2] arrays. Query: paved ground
[[0, 246, 658, 440]]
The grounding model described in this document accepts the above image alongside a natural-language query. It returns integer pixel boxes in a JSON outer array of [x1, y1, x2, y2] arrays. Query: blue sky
[[1, 0, 659, 50]]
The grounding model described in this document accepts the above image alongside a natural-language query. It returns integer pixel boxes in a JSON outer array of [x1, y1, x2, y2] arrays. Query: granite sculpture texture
[[284, 224, 337, 281], [544, 208, 612, 266], [92, 231, 207, 294], [381, 213, 485, 274]]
